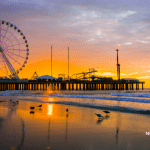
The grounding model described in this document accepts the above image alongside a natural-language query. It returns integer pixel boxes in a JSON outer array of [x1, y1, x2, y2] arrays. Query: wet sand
[[0, 98, 150, 150]]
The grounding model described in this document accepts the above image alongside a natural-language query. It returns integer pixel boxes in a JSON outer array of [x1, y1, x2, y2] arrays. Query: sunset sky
[[1, 0, 150, 87]]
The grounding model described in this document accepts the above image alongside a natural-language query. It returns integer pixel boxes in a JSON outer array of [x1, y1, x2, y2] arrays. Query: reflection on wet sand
[[116, 112, 121, 146], [96, 119, 103, 124], [16, 118, 25, 150], [0, 100, 25, 149], [116, 101, 121, 146], [47, 104, 53, 149], [30, 111, 34, 114], [0, 99, 150, 149], [47, 117, 51, 149], [104, 115, 110, 119]]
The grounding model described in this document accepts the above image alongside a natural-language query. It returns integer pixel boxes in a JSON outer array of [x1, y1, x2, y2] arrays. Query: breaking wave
[[111, 93, 150, 98], [51, 94, 150, 103]]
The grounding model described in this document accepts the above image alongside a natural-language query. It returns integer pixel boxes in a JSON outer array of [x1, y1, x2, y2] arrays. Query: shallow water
[[0, 100, 150, 150], [0, 89, 150, 114], [0, 89, 150, 149]]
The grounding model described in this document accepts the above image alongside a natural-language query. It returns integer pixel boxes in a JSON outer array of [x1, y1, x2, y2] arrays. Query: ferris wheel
[[0, 20, 29, 79]]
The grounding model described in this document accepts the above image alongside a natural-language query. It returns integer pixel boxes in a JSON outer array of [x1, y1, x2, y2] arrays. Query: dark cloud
[[1, 0, 150, 49]]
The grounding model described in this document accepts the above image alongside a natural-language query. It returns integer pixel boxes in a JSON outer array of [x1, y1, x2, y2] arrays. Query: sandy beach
[[0, 95, 150, 150]]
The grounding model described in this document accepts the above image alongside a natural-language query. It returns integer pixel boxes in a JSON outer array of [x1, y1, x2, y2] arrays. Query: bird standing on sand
[[30, 106, 35, 109], [66, 108, 68, 112], [37, 104, 42, 108], [103, 111, 110, 115], [95, 113, 103, 119], [12, 102, 16, 106]]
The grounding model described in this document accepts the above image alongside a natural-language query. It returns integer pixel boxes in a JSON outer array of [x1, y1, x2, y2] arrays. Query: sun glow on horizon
[[1, 1, 150, 87]]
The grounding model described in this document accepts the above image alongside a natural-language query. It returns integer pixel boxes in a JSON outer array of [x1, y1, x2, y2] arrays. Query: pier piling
[[0, 80, 145, 91]]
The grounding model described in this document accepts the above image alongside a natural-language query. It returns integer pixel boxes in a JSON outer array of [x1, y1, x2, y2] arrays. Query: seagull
[[66, 108, 68, 112], [95, 113, 103, 119], [37, 104, 42, 108], [103, 111, 110, 115], [12, 102, 16, 105], [30, 106, 35, 109]]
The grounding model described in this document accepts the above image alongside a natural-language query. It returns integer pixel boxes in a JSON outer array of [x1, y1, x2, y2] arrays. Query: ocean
[[1, 89, 150, 114]]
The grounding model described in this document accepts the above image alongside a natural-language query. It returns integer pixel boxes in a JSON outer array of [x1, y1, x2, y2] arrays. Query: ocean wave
[[50, 101, 150, 114], [1, 90, 150, 115], [0, 90, 46, 97], [1, 90, 150, 104], [111, 93, 150, 98], [51, 94, 150, 103]]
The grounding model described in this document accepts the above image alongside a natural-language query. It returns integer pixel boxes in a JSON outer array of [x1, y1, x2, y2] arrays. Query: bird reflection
[[104, 115, 110, 119], [30, 111, 34, 114], [66, 114, 69, 118], [96, 119, 103, 124]]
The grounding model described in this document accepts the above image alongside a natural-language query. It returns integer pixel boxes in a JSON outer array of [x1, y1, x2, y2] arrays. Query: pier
[[0, 80, 145, 91]]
